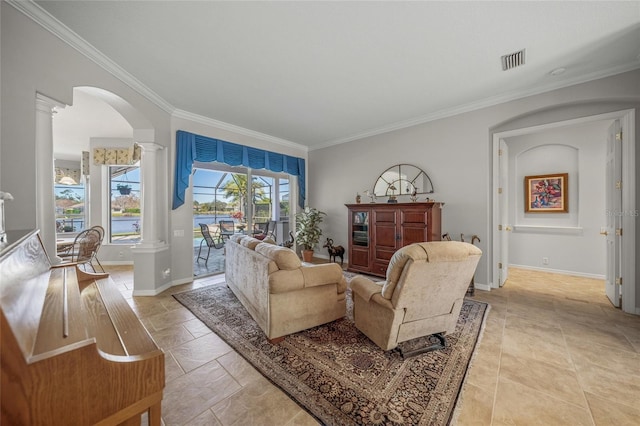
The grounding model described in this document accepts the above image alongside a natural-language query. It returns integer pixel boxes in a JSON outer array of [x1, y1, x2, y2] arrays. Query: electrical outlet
[[542, 257, 549, 265], [174, 229, 184, 237], [118, 251, 124, 258]]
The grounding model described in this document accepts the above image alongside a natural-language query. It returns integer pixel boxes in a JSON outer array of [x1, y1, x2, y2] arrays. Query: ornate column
[[131, 141, 170, 296], [35, 93, 65, 263], [135, 142, 163, 246]]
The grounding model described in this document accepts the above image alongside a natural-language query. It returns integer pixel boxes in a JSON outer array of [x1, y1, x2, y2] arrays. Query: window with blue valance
[[172, 130, 306, 210]]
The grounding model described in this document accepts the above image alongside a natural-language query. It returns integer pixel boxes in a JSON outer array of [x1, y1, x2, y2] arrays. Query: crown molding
[[9, 0, 640, 152], [311, 61, 640, 151], [8, 0, 307, 152], [7, 0, 175, 114], [172, 109, 308, 152]]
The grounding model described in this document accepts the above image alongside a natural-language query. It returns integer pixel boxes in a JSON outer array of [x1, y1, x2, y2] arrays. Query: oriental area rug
[[174, 282, 488, 426]]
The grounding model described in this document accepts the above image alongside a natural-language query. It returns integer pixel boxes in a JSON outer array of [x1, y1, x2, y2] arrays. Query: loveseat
[[225, 234, 347, 342]]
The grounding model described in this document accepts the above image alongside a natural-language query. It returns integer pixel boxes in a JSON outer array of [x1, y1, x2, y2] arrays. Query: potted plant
[[295, 206, 326, 262], [116, 184, 132, 195]]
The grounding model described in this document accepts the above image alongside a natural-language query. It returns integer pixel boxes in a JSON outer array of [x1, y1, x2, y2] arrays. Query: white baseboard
[[171, 276, 195, 287], [133, 277, 195, 297], [101, 260, 134, 266], [473, 282, 491, 291], [509, 264, 605, 280]]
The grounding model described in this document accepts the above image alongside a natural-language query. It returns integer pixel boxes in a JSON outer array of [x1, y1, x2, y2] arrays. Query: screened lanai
[[192, 164, 292, 277]]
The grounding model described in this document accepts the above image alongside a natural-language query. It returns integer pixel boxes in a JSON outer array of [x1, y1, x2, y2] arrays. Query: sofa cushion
[[255, 243, 302, 270], [240, 236, 263, 250], [230, 233, 244, 244]]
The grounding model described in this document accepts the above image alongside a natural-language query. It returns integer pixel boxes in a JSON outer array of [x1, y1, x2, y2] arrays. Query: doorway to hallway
[[491, 109, 636, 314]]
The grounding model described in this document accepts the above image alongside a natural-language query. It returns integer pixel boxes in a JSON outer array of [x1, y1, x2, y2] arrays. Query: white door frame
[[491, 109, 636, 314], [605, 120, 622, 307]]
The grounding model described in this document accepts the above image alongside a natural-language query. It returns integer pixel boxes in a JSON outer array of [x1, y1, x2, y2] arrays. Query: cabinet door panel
[[349, 247, 370, 270], [374, 224, 397, 248], [401, 225, 428, 245], [372, 262, 389, 277], [374, 210, 396, 223], [374, 248, 395, 262], [401, 210, 427, 223]]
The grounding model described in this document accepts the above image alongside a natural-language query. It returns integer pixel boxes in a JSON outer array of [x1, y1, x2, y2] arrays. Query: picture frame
[[524, 173, 568, 213]]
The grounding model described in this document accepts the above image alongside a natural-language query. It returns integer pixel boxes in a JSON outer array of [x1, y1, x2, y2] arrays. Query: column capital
[[35, 92, 66, 112]]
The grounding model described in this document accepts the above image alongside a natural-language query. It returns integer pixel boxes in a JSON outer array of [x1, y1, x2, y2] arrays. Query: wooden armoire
[[346, 202, 443, 277]]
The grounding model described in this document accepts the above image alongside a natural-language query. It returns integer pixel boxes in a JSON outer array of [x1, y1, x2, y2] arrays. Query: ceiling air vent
[[501, 49, 526, 71]]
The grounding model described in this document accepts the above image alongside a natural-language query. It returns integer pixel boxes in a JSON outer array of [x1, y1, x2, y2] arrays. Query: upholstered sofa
[[225, 234, 347, 342], [350, 241, 482, 351]]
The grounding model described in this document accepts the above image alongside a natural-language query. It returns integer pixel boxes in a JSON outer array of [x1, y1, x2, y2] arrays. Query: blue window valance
[[172, 130, 306, 210]]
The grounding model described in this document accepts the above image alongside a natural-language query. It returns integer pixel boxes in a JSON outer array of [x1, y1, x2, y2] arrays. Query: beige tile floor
[[107, 265, 640, 425]]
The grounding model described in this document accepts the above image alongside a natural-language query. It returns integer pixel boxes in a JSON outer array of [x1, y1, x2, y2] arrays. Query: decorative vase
[[356, 193, 361, 204], [302, 249, 314, 262]]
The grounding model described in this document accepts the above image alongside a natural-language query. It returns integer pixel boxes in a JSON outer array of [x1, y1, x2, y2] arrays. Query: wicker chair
[[60, 228, 104, 273]]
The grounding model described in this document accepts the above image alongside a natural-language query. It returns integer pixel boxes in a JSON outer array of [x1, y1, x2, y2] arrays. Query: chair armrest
[[350, 276, 384, 302], [301, 263, 346, 291]]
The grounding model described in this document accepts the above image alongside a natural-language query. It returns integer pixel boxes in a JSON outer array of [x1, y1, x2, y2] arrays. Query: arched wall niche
[[513, 143, 580, 228]]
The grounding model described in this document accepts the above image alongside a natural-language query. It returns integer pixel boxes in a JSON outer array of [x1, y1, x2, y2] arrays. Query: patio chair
[[219, 220, 236, 240], [251, 221, 270, 240], [267, 220, 277, 241], [197, 223, 224, 264]]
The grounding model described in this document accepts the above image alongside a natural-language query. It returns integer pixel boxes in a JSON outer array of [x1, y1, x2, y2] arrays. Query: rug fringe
[[449, 301, 492, 425]]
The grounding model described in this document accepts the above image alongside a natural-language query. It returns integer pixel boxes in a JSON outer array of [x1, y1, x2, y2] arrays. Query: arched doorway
[[491, 107, 636, 314]]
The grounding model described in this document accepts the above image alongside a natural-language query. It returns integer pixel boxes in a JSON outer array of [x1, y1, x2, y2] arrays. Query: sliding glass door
[[191, 163, 293, 276]]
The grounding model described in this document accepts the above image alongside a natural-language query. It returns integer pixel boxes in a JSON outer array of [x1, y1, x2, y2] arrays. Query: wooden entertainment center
[[345, 202, 443, 277]]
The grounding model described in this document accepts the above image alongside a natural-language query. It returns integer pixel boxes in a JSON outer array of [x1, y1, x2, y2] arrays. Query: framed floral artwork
[[524, 173, 568, 213]]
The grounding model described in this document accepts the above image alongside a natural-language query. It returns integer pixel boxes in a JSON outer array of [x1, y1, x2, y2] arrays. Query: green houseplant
[[295, 207, 326, 262]]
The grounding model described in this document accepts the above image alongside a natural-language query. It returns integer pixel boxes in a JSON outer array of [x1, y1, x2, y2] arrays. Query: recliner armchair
[[350, 241, 482, 353]]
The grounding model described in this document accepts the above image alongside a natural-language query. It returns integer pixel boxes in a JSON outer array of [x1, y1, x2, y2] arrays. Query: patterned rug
[[174, 281, 488, 425]]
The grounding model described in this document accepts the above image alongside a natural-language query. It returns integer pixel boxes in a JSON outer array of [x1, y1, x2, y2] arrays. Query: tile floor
[[107, 265, 640, 425]]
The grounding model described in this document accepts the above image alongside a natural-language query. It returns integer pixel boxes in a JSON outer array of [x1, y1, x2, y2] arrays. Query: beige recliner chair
[[350, 241, 482, 354]]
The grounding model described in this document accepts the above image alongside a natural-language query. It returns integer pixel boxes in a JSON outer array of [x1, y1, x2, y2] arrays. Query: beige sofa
[[350, 241, 482, 351], [225, 234, 347, 342]]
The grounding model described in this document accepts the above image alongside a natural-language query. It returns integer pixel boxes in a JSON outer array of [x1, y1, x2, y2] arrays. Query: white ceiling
[[53, 88, 133, 161], [30, 1, 640, 153]]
